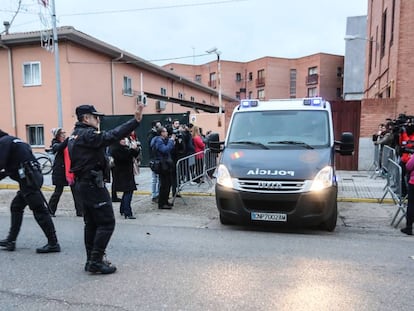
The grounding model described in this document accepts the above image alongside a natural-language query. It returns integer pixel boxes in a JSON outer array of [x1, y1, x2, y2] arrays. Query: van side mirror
[[335, 132, 354, 156]]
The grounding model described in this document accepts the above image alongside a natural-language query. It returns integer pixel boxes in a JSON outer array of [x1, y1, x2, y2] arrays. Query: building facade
[[0, 26, 235, 150], [355, 0, 414, 169], [164, 53, 344, 103]]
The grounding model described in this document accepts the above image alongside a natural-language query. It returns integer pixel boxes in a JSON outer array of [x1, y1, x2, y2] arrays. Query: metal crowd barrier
[[379, 158, 407, 227], [173, 148, 219, 203], [369, 144, 381, 178]]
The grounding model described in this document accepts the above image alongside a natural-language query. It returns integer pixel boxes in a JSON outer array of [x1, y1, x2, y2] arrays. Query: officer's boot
[[88, 250, 117, 274], [0, 212, 23, 251], [33, 210, 61, 253], [84, 249, 92, 272], [0, 239, 16, 251]]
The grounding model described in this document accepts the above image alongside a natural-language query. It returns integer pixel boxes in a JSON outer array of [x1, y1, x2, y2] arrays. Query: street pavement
[[0, 168, 403, 232]]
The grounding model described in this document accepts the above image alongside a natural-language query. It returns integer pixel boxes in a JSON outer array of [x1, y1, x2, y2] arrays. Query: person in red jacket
[[192, 125, 205, 183], [402, 153, 414, 235]]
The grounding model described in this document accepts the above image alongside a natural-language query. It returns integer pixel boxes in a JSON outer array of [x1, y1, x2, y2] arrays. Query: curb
[[1, 183, 393, 201]]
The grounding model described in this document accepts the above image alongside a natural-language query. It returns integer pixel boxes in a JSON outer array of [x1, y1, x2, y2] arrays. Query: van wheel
[[320, 202, 337, 232], [219, 213, 233, 225]]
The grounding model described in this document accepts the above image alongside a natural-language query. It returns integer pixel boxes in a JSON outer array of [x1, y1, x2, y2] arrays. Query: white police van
[[215, 97, 354, 231]]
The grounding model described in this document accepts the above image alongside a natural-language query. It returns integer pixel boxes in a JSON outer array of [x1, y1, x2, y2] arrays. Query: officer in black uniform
[[0, 130, 61, 253], [68, 103, 144, 274]]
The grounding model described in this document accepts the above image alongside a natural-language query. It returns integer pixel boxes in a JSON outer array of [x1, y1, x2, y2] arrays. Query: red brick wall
[[360, 98, 397, 137]]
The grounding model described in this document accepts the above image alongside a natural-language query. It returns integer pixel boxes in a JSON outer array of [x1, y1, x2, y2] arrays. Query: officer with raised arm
[[68, 103, 144, 274]]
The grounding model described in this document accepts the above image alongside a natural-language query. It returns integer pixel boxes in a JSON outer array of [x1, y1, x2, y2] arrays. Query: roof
[[0, 26, 236, 112]]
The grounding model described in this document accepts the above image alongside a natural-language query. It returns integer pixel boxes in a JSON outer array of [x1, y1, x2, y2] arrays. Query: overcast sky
[[1, 0, 367, 66]]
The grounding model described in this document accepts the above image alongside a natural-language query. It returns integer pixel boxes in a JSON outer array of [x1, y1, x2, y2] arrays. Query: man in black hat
[[68, 103, 145, 274], [0, 129, 61, 253]]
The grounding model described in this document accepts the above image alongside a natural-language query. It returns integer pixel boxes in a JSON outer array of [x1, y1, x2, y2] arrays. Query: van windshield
[[227, 110, 330, 148]]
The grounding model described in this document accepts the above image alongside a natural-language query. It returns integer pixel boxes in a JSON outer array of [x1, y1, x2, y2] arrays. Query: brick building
[[0, 26, 235, 150], [357, 0, 414, 169], [165, 53, 344, 102]]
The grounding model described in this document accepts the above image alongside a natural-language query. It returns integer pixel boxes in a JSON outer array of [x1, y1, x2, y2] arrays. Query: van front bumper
[[215, 183, 337, 227]]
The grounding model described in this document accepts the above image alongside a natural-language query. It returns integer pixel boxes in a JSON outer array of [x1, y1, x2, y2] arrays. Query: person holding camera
[[68, 103, 144, 274], [151, 127, 175, 209], [0, 129, 61, 253], [147, 120, 161, 203], [171, 120, 186, 198], [109, 134, 140, 219]]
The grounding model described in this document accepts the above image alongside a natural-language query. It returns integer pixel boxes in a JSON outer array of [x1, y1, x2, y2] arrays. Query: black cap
[[75, 105, 104, 120]]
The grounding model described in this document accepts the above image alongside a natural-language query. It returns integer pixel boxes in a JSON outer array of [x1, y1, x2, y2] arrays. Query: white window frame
[[23, 62, 41, 86], [26, 124, 44, 147], [123, 76, 132, 95]]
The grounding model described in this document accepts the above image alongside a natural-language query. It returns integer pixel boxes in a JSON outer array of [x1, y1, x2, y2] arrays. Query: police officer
[[0, 130, 61, 253], [68, 103, 144, 274]]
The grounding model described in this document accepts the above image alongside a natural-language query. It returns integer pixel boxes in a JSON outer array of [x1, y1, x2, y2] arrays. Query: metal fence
[[373, 146, 407, 227], [173, 148, 219, 202]]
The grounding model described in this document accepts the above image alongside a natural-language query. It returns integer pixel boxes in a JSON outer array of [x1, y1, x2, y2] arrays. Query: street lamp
[[206, 47, 222, 115], [344, 34, 378, 47]]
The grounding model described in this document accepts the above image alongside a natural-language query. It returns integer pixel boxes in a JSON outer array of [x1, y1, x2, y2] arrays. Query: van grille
[[237, 179, 305, 193]]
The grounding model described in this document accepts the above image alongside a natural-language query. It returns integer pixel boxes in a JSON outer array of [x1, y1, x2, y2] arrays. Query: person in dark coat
[[151, 127, 175, 209], [0, 129, 60, 253], [110, 134, 140, 219], [48, 128, 82, 217]]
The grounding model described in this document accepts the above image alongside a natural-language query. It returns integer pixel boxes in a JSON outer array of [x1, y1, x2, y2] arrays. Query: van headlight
[[216, 164, 233, 188], [310, 166, 333, 191]]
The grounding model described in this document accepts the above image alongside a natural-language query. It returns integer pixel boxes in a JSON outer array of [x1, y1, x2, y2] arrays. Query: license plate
[[251, 212, 287, 222]]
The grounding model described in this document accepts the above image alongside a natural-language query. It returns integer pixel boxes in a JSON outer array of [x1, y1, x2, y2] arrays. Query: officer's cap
[[76, 105, 104, 120]]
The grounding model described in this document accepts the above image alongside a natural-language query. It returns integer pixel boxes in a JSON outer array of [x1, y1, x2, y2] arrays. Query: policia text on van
[[215, 98, 354, 231]]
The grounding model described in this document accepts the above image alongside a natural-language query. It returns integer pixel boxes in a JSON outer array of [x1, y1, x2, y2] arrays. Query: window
[[161, 87, 167, 96], [307, 87, 317, 97], [23, 62, 41, 86], [190, 96, 195, 102], [235, 72, 242, 81], [248, 72, 253, 81], [178, 92, 184, 99], [123, 76, 132, 95], [27, 125, 44, 146], [195, 75, 201, 82], [290, 69, 297, 98], [337, 67, 343, 78], [248, 91, 253, 99], [209, 72, 217, 88], [235, 91, 240, 99], [381, 9, 387, 57], [257, 89, 265, 99], [308, 66, 318, 75]]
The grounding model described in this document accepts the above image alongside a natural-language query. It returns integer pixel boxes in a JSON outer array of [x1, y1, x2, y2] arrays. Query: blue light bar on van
[[303, 97, 324, 107], [240, 99, 259, 108]]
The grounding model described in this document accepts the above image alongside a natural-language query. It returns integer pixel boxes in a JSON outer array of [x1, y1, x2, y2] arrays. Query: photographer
[[170, 120, 186, 198]]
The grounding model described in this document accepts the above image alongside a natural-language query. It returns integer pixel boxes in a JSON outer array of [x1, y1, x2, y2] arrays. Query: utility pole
[[50, 0, 63, 127]]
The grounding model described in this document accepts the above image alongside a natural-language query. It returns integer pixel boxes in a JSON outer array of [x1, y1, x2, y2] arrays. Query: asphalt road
[[0, 192, 413, 310]]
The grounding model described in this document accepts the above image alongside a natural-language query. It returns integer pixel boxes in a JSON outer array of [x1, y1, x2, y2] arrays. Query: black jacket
[[0, 130, 37, 181], [68, 118, 140, 178], [110, 140, 139, 192], [50, 138, 68, 186]]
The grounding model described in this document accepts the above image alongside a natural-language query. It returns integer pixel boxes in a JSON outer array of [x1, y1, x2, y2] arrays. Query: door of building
[[331, 100, 361, 170]]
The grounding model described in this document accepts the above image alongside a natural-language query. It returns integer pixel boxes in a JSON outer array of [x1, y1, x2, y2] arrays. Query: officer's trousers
[[75, 180, 115, 260], [8, 170, 57, 244]]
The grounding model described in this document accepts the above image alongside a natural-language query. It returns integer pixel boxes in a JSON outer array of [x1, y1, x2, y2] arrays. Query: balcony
[[255, 77, 265, 87], [306, 74, 319, 85]]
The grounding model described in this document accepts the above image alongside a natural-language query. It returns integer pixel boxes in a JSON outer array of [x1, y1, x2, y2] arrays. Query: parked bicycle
[[34, 148, 55, 175]]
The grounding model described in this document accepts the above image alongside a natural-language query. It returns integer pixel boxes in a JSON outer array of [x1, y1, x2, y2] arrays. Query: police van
[[215, 97, 354, 231]]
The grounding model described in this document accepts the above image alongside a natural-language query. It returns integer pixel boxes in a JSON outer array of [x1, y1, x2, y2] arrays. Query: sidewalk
[[0, 168, 388, 201]]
